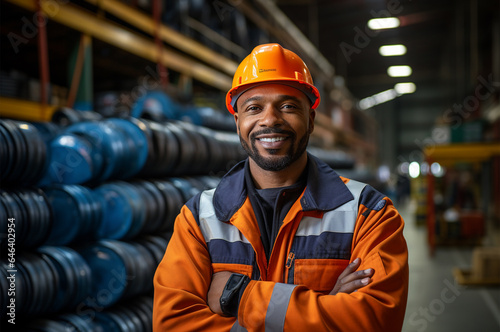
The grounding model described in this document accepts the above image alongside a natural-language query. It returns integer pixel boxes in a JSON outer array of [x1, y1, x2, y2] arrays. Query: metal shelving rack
[[2, 0, 239, 121], [2, 0, 377, 161], [424, 143, 500, 255]]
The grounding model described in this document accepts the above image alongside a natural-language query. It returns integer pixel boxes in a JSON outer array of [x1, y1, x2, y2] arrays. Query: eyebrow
[[240, 94, 303, 107]]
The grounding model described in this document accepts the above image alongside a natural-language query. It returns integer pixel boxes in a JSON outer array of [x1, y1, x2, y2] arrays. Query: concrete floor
[[400, 202, 500, 332]]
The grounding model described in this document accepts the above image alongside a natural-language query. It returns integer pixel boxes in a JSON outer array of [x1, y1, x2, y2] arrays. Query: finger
[[336, 258, 361, 281], [338, 276, 372, 294], [338, 268, 374, 286]]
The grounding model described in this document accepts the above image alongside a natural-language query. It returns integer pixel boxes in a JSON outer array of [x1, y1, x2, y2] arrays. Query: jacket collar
[[213, 153, 354, 221]]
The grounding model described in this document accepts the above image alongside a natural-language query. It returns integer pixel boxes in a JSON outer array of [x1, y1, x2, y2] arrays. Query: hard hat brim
[[226, 80, 320, 114]]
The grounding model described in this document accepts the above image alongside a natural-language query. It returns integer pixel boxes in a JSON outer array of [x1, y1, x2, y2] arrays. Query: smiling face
[[234, 83, 315, 173]]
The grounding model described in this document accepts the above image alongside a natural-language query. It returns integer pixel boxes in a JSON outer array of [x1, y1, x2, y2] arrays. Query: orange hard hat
[[226, 43, 320, 114]]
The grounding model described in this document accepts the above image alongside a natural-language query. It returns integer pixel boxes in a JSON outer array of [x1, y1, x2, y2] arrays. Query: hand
[[329, 258, 374, 295], [207, 271, 232, 315]]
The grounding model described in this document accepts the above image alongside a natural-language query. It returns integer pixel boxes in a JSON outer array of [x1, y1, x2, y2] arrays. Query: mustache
[[250, 128, 295, 140]]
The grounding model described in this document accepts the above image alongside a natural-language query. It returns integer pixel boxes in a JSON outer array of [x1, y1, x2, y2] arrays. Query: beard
[[239, 127, 309, 172]]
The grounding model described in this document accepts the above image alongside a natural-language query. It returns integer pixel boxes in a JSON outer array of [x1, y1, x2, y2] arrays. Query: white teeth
[[259, 137, 286, 142]]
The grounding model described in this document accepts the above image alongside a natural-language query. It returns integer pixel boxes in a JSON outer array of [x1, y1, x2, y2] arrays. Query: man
[[153, 43, 409, 331]]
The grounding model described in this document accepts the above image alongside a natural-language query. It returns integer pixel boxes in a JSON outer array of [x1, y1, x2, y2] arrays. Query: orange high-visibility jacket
[[153, 155, 409, 331]]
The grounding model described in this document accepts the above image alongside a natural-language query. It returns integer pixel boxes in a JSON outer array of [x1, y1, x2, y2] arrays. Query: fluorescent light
[[359, 97, 376, 110], [373, 89, 398, 103], [387, 65, 412, 77], [359, 89, 399, 110], [358, 83, 416, 110], [379, 44, 407, 56], [409, 162, 420, 178], [368, 17, 400, 30], [394, 82, 416, 94]]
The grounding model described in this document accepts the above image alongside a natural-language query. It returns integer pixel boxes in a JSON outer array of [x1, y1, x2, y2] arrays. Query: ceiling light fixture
[[394, 82, 416, 94], [379, 44, 407, 56], [359, 89, 399, 110], [359, 83, 416, 110], [368, 17, 400, 30], [387, 65, 412, 77]]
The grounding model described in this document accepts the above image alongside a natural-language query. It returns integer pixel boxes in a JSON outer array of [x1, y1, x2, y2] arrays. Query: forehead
[[237, 83, 309, 106]]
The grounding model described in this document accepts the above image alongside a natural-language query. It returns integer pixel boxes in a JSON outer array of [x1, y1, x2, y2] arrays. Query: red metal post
[[426, 156, 436, 256], [36, 0, 50, 115], [67, 34, 87, 108]]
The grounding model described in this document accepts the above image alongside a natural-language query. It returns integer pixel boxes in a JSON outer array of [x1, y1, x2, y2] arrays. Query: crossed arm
[[153, 200, 408, 331], [207, 257, 374, 315]]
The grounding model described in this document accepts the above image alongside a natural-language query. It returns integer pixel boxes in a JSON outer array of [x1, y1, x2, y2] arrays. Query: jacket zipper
[[285, 252, 295, 283]]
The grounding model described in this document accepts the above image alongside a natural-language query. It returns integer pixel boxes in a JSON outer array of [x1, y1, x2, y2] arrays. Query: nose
[[259, 105, 283, 127]]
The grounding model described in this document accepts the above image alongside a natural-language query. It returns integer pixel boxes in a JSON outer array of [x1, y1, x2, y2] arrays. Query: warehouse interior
[[1, 0, 499, 331]]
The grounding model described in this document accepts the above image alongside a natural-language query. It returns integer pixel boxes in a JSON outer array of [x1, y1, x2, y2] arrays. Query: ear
[[234, 112, 240, 134], [309, 109, 316, 134]]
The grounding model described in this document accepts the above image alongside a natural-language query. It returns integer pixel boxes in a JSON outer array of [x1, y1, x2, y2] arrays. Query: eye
[[281, 103, 299, 111], [244, 105, 262, 113]]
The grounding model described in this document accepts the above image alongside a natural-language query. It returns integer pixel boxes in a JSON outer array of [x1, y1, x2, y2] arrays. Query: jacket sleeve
[[152, 204, 236, 331], [237, 194, 409, 332]]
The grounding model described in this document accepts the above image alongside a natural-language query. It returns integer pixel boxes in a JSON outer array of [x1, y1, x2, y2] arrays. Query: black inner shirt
[[245, 165, 307, 261]]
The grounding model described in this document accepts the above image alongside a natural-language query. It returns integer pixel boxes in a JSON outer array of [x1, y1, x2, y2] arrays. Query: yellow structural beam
[[424, 143, 500, 163], [0, 97, 56, 122], [84, 0, 239, 75], [6, 0, 232, 91]]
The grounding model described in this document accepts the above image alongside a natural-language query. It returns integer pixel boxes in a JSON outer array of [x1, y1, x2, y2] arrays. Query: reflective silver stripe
[[296, 214, 354, 235], [296, 180, 366, 236], [198, 189, 250, 244], [344, 179, 367, 203], [230, 320, 248, 332], [265, 283, 297, 331]]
